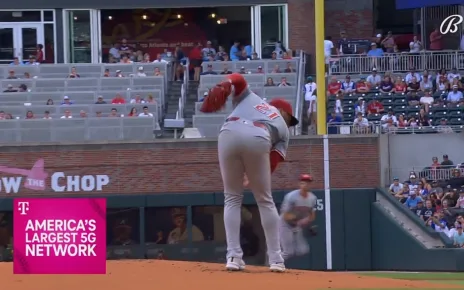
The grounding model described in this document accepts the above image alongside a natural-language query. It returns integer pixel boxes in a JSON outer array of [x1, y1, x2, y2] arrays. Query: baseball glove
[[200, 81, 232, 113]]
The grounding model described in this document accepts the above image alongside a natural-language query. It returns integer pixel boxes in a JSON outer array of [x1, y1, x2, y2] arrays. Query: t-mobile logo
[[18, 201, 30, 215]]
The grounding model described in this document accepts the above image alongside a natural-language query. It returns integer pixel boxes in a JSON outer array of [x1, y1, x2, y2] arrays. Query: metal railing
[[327, 122, 464, 135], [294, 50, 305, 136], [387, 167, 464, 184], [327, 122, 381, 134], [328, 50, 464, 75]]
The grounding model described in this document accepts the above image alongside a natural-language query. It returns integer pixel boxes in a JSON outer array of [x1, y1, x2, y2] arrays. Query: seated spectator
[[448, 67, 461, 83], [327, 112, 342, 134], [420, 90, 434, 112], [407, 91, 420, 106], [138, 106, 154, 117], [46, 99, 54, 105], [61, 96, 73, 105], [79, 110, 88, 118], [413, 200, 425, 217], [354, 97, 366, 116], [395, 183, 411, 202], [201, 64, 218, 75], [23, 72, 31, 79], [95, 96, 106, 104], [3, 84, 16, 92], [6, 70, 17, 79], [443, 188, 459, 207], [394, 76, 407, 94], [271, 51, 278, 60], [10, 57, 23, 66], [405, 68, 421, 83], [450, 77, 463, 90], [404, 190, 423, 210], [355, 77, 370, 93], [407, 77, 420, 93], [238, 50, 248, 61], [396, 114, 407, 128], [154, 67, 163, 76], [256, 66, 264, 74], [420, 200, 435, 221], [366, 68, 381, 87], [407, 116, 418, 128], [421, 69, 432, 83], [120, 55, 133, 64], [109, 108, 119, 117], [379, 76, 394, 93], [436, 75, 449, 92], [112, 94, 126, 104], [367, 97, 384, 114], [251, 52, 260, 60], [367, 43, 383, 58], [278, 77, 291, 87], [61, 110, 72, 119], [222, 53, 230, 61], [341, 76, 355, 94], [436, 68, 447, 85], [271, 65, 281, 73], [453, 224, 464, 248], [199, 91, 208, 102], [25, 111, 35, 119], [202, 41, 216, 61], [115, 70, 124, 77], [353, 112, 369, 133], [130, 94, 145, 104], [215, 46, 227, 61], [128, 107, 138, 117], [455, 189, 464, 209], [136, 67, 147, 77], [327, 77, 341, 95], [25, 56, 39, 65], [437, 118, 454, 133], [427, 212, 448, 234], [282, 52, 292, 59], [389, 177, 404, 195], [220, 64, 232, 75], [141, 53, 151, 63], [380, 109, 397, 130], [43, 111, 52, 119], [238, 66, 247, 74], [146, 94, 156, 104], [264, 77, 275, 87], [67, 67, 80, 78], [95, 111, 103, 118], [103, 69, 110, 77], [446, 85, 463, 106], [420, 76, 433, 92], [18, 84, 27, 92], [418, 109, 430, 126], [334, 93, 343, 116], [284, 62, 295, 73]]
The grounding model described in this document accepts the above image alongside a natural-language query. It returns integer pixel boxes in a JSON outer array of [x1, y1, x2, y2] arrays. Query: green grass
[[353, 272, 464, 289]]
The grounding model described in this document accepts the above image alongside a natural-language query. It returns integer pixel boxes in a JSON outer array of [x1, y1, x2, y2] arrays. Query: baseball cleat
[[225, 257, 246, 271], [269, 263, 286, 272]]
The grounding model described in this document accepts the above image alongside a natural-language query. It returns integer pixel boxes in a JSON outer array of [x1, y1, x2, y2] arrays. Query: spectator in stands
[[373, 33, 382, 47], [334, 93, 343, 117], [25, 111, 35, 119], [436, 75, 449, 92], [381, 31, 395, 53], [448, 68, 461, 82], [356, 77, 370, 93], [23, 72, 31, 79], [427, 212, 448, 234], [366, 68, 381, 87], [430, 180, 443, 196], [153, 53, 168, 64], [407, 77, 420, 94], [395, 183, 411, 203], [327, 112, 342, 134], [120, 55, 132, 64], [407, 116, 418, 128], [112, 94, 126, 104], [251, 52, 259, 60], [336, 30, 353, 55], [453, 224, 464, 248], [367, 43, 383, 58], [270, 51, 278, 60], [436, 68, 447, 84], [0, 111, 5, 120], [455, 189, 464, 209], [389, 177, 403, 195], [437, 118, 453, 133], [420, 77, 433, 92], [421, 69, 432, 82], [119, 38, 132, 57], [442, 154, 454, 167], [67, 67, 80, 78], [341, 76, 355, 94], [130, 94, 145, 104], [141, 53, 151, 63], [61, 96, 73, 105], [61, 110, 72, 119], [256, 66, 264, 74], [146, 94, 156, 104], [46, 99, 54, 105], [79, 110, 88, 118], [25, 56, 39, 65], [380, 109, 397, 130], [443, 188, 459, 207], [238, 50, 248, 61], [173, 45, 185, 82], [265, 77, 275, 87], [413, 200, 424, 217], [409, 35, 423, 53], [128, 108, 138, 117], [6, 70, 17, 79], [230, 41, 240, 61], [284, 62, 295, 73], [282, 52, 292, 60], [136, 67, 147, 77], [405, 68, 421, 84], [420, 200, 435, 221], [190, 43, 202, 81], [367, 97, 384, 114], [404, 189, 423, 209], [418, 109, 430, 126], [95, 96, 106, 104], [3, 84, 15, 93], [407, 91, 420, 106], [394, 77, 407, 94], [271, 65, 281, 73], [199, 91, 208, 102], [138, 106, 153, 117], [220, 64, 232, 75], [154, 67, 163, 76], [327, 77, 341, 95], [109, 43, 120, 62], [353, 112, 369, 133], [115, 70, 124, 78], [278, 77, 291, 87], [429, 27, 443, 50], [43, 111, 52, 119], [396, 114, 407, 128], [214, 46, 226, 61], [10, 57, 23, 66], [450, 78, 463, 91], [18, 84, 27, 92], [446, 85, 463, 106], [379, 76, 394, 93], [109, 108, 119, 117], [448, 170, 464, 189], [103, 69, 110, 77], [95, 111, 102, 118], [201, 64, 217, 75], [354, 97, 366, 116]]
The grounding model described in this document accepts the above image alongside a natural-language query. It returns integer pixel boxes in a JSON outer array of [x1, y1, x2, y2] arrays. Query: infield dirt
[[1, 260, 461, 289]]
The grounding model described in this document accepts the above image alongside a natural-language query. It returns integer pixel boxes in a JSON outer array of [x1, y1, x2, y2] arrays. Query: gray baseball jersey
[[280, 190, 317, 226], [220, 88, 290, 158]]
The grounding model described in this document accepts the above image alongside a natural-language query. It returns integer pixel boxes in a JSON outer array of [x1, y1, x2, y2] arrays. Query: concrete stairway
[[164, 81, 182, 120], [183, 81, 200, 128]]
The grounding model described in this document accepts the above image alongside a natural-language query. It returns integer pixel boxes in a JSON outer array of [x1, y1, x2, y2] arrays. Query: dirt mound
[[1, 260, 460, 289]]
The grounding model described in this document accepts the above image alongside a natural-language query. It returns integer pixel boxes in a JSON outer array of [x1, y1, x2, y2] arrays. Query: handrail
[[327, 122, 464, 135], [294, 50, 305, 136]]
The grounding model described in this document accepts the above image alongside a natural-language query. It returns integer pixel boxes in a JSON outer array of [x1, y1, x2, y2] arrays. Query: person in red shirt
[[112, 94, 126, 104], [429, 27, 442, 51], [189, 43, 203, 81], [36, 44, 44, 63], [367, 98, 384, 114], [394, 76, 407, 94], [327, 77, 342, 95], [356, 78, 370, 93]]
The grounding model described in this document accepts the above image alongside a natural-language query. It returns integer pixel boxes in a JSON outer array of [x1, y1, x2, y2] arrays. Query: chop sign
[[440, 15, 463, 34]]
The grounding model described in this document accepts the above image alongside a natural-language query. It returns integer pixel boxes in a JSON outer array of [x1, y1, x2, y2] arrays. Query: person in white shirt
[[405, 69, 421, 84], [354, 97, 366, 116], [366, 68, 381, 86], [324, 36, 334, 66], [334, 94, 343, 116], [115, 70, 124, 78], [60, 110, 72, 119], [43, 110, 52, 119], [388, 178, 403, 195], [409, 35, 422, 53], [138, 106, 154, 117], [201, 41, 217, 61], [380, 110, 397, 130], [447, 85, 464, 105], [303, 76, 317, 127], [109, 43, 120, 61], [153, 53, 168, 63], [136, 66, 147, 77], [341, 76, 355, 94], [419, 90, 434, 112], [447, 68, 461, 82], [353, 112, 369, 133]]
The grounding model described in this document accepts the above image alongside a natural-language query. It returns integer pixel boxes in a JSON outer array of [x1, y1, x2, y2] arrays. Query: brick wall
[[0, 137, 379, 197]]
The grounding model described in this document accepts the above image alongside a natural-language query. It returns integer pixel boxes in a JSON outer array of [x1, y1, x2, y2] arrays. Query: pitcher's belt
[[226, 117, 267, 130]]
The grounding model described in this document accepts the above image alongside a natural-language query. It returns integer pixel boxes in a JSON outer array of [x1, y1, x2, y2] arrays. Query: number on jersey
[[254, 103, 279, 119]]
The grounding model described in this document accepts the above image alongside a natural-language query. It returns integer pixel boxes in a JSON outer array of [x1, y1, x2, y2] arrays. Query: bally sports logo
[[0, 159, 110, 194]]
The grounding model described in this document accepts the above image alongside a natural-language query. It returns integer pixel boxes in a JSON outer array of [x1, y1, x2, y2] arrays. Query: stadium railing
[[327, 122, 464, 135]]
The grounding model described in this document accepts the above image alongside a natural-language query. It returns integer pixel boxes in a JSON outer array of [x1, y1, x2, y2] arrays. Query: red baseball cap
[[269, 98, 299, 126], [300, 174, 313, 182]]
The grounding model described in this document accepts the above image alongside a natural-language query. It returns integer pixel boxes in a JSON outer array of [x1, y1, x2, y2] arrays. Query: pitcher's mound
[[1, 260, 460, 289]]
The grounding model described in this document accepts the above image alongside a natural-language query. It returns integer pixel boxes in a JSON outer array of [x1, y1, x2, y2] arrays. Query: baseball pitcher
[[279, 174, 317, 259], [200, 73, 299, 273]]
